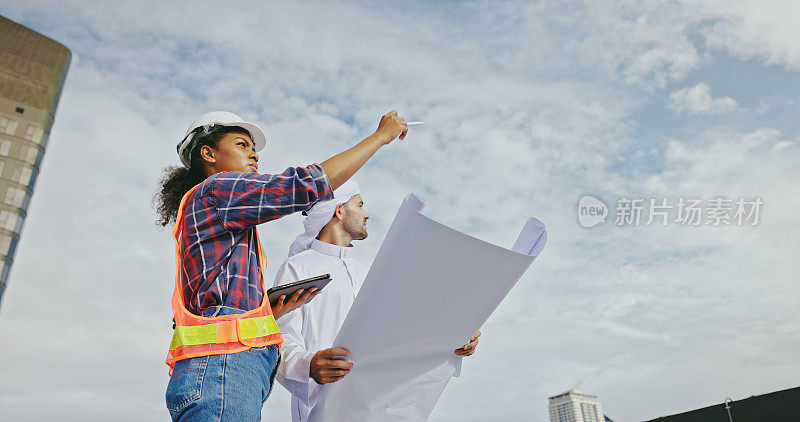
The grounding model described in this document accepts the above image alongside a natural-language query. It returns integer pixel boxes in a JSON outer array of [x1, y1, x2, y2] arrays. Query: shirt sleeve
[[209, 164, 333, 231], [273, 261, 321, 407]]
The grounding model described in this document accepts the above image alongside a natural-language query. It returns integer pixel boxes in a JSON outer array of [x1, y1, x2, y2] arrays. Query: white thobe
[[273, 239, 369, 422], [274, 239, 463, 421]]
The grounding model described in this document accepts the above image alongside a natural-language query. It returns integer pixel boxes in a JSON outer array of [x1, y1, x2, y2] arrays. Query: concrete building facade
[[0, 15, 70, 307], [549, 389, 605, 422]]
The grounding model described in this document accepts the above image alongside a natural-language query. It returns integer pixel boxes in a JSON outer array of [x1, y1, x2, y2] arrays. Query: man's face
[[204, 131, 259, 173], [340, 194, 369, 240]]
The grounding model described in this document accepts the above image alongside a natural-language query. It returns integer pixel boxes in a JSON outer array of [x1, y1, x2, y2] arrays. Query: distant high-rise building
[[549, 389, 606, 422], [0, 15, 70, 308]]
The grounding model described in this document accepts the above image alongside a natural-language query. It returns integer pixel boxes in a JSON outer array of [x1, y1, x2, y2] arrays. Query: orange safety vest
[[166, 184, 282, 372]]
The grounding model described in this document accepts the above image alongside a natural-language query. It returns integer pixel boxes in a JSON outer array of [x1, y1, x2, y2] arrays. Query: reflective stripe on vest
[[169, 315, 280, 350], [166, 183, 282, 372]]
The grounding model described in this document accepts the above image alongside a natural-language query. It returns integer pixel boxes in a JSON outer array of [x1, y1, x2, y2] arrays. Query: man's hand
[[310, 347, 353, 384], [454, 330, 481, 357], [374, 110, 408, 144], [271, 288, 321, 320]]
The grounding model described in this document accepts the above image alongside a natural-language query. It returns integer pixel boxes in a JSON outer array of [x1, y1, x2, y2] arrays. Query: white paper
[[307, 194, 547, 421]]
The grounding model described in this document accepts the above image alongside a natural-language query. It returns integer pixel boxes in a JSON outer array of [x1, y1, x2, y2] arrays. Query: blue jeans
[[165, 307, 281, 421]]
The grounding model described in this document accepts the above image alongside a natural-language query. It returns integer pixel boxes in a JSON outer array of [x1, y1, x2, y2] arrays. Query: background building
[[549, 390, 606, 422], [644, 386, 800, 422], [0, 15, 70, 308]]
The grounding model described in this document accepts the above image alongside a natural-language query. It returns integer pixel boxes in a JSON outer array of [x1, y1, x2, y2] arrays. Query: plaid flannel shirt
[[180, 164, 333, 317]]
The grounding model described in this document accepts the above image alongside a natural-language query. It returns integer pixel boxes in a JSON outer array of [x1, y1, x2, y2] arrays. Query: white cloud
[[669, 82, 739, 114], [695, 0, 800, 70], [477, 0, 702, 89]]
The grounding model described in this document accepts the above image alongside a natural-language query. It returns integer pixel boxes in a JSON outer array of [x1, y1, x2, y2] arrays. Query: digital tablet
[[267, 273, 332, 306]]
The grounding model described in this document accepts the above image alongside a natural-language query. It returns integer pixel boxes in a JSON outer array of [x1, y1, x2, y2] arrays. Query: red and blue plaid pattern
[[180, 165, 333, 317]]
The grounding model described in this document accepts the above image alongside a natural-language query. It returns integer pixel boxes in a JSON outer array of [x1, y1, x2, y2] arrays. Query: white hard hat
[[176, 111, 267, 168]]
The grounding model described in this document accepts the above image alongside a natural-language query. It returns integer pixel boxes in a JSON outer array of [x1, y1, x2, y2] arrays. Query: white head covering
[[288, 180, 361, 257]]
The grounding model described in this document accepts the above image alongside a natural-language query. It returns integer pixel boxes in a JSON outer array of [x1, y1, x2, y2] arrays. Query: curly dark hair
[[154, 126, 248, 226]]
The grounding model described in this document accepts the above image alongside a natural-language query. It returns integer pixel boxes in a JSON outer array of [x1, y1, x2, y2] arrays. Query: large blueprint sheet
[[308, 194, 547, 421]]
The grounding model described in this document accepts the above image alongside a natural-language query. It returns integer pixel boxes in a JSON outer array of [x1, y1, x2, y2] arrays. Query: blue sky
[[0, 1, 798, 421]]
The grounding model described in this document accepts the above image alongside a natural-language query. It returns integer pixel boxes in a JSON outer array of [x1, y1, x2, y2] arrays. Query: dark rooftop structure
[[644, 386, 800, 422]]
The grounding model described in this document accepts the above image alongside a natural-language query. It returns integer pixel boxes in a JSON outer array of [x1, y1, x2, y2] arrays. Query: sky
[[0, 0, 798, 420]]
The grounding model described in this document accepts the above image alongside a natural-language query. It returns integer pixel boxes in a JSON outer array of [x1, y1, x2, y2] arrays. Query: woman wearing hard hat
[[155, 110, 407, 421]]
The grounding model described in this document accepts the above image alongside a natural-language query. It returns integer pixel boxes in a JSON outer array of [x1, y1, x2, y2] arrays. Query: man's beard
[[343, 215, 368, 240]]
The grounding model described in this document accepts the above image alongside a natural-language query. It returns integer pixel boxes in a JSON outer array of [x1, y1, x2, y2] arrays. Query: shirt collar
[[310, 239, 355, 258]]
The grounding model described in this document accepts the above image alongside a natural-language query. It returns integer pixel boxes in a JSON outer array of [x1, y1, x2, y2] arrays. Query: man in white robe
[[273, 181, 480, 422]]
